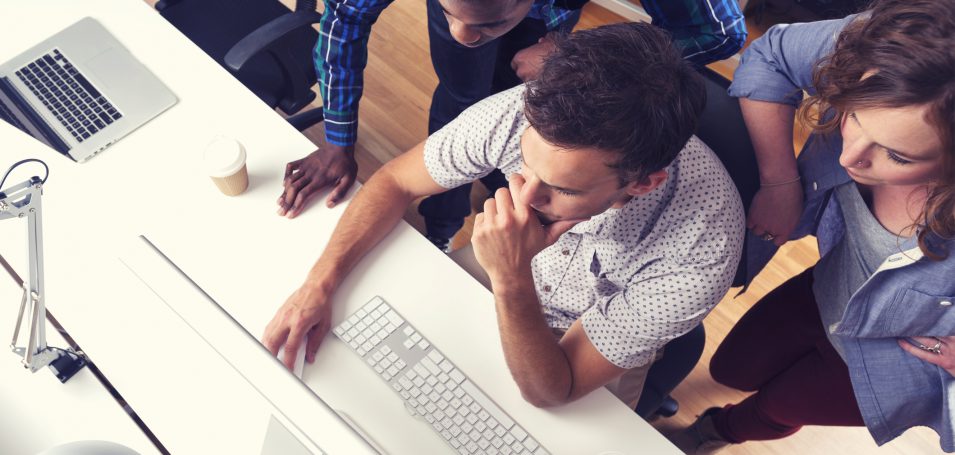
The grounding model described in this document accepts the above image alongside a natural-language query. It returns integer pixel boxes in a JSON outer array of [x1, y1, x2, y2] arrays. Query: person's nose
[[448, 20, 481, 46], [520, 175, 549, 207], [839, 136, 873, 169]]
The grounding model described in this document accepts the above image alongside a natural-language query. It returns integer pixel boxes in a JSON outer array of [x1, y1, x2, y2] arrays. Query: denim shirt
[[728, 16, 955, 452]]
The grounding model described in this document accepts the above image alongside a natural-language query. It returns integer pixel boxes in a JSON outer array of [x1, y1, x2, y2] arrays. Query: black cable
[[0, 158, 49, 189]]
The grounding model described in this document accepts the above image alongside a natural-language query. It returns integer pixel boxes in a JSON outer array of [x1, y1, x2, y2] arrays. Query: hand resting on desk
[[277, 143, 358, 218]]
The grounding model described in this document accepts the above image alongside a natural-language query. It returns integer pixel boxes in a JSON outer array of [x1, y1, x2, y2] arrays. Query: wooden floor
[[147, 0, 944, 452]]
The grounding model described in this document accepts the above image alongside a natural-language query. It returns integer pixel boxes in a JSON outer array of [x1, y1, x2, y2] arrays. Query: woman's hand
[[747, 181, 803, 246], [899, 336, 955, 377]]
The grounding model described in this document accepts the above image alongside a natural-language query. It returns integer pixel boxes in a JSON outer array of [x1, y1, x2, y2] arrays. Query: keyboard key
[[420, 357, 442, 375], [494, 425, 507, 437], [427, 350, 445, 363], [72, 71, 101, 99], [385, 311, 403, 326], [511, 427, 527, 442]]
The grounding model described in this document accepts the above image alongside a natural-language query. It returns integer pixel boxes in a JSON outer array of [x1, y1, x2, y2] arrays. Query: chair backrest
[[695, 67, 760, 286], [157, 0, 319, 114]]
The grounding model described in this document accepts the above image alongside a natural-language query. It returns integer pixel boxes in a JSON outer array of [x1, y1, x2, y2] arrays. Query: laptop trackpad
[[84, 48, 143, 89], [260, 415, 313, 455]]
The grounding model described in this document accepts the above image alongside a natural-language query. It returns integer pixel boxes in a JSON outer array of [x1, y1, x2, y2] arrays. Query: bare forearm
[[739, 98, 799, 182], [492, 273, 572, 407], [304, 170, 415, 294]]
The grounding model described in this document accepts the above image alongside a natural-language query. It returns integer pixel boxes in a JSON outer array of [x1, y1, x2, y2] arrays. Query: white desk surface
[[0, 1, 679, 454], [0, 283, 158, 455]]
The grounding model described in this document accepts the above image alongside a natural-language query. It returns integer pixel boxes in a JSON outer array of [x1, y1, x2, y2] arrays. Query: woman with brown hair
[[669, 0, 955, 453]]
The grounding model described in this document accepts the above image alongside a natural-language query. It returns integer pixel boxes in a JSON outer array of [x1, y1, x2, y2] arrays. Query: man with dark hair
[[277, 0, 747, 255], [264, 23, 744, 408]]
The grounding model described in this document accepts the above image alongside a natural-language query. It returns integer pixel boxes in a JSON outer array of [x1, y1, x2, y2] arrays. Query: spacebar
[[460, 380, 515, 430]]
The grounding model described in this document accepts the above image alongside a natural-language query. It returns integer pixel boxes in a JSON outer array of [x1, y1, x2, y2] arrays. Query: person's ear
[[623, 169, 668, 196]]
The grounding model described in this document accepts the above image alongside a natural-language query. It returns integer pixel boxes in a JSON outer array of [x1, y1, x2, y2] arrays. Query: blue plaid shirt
[[315, 0, 747, 147]]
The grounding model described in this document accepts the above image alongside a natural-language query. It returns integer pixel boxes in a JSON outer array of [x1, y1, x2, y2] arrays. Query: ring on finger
[[930, 339, 943, 355], [917, 340, 943, 355]]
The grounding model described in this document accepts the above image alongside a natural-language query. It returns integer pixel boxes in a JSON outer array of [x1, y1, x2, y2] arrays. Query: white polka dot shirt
[[424, 85, 745, 369]]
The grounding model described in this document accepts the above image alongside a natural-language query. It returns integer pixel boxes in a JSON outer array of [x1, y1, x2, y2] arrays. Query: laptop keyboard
[[334, 296, 549, 455], [14, 48, 122, 143]]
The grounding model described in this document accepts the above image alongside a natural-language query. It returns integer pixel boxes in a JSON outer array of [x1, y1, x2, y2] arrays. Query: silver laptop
[[0, 17, 177, 162]]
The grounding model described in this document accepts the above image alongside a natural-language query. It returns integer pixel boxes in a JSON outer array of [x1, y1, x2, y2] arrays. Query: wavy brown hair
[[798, 0, 955, 258]]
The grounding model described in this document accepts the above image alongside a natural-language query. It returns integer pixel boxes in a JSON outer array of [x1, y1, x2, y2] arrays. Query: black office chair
[[154, 0, 325, 130], [634, 68, 759, 419]]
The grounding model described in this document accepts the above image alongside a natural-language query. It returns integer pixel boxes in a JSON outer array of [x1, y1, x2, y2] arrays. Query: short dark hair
[[523, 23, 705, 183]]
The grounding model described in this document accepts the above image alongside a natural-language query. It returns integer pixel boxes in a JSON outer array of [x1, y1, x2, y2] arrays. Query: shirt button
[[543, 285, 552, 293], [812, 181, 818, 191], [561, 249, 569, 256], [941, 300, 952, 307]]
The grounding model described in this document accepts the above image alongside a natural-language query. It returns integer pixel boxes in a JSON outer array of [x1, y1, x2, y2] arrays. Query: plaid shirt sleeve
[[530, 0, 581, 31], [315, 0, 393, 147], [641, 0, 747, 66]]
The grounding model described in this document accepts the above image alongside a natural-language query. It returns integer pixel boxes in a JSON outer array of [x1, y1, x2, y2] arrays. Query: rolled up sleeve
[[728, 15, 858, 106]]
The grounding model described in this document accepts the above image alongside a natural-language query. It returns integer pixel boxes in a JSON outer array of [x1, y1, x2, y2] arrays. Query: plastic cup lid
[[204, 136, 246, 178]]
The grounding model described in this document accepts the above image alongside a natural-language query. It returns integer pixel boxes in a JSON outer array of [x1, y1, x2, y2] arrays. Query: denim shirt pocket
[[886, 288, 955, 337]]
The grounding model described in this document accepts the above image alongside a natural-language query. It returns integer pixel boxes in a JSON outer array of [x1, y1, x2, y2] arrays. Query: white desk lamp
[[1, 159, 86, 382]]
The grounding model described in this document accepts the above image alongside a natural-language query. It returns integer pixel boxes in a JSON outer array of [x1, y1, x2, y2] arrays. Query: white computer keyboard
[[333, 296, 549, 455]]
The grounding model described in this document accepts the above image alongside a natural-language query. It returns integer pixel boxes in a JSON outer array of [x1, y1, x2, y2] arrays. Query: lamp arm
[[1, 176, 85, 381]]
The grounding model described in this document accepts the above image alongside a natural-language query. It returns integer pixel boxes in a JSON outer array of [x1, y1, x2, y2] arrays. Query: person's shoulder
[[485, 85, 527, 112], [656, 136, 745, 259], [673, 136, 736, 187]]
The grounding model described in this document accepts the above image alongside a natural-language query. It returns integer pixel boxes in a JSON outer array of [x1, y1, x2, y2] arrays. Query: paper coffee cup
[[204, 136, 248, 196]]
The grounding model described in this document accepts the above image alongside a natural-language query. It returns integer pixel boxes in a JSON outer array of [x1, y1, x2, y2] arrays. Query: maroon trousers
[[709, 268, 865, 443]]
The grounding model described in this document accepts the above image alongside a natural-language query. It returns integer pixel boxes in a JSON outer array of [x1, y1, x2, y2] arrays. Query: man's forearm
[[642, 0, 747, 66], [316, 0, 390, 146], [303, 170, 416, 295], [492, 273, 573, 407]]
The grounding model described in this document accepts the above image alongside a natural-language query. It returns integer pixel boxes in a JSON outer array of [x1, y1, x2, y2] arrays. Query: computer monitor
[[118, 235, 378, 455]]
